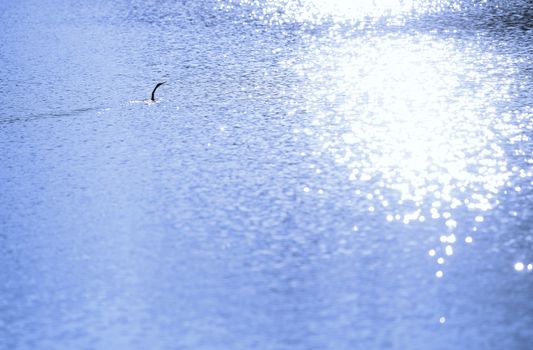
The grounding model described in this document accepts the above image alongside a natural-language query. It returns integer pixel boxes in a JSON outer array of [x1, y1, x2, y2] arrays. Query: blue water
[[1, 1, 532, 349]]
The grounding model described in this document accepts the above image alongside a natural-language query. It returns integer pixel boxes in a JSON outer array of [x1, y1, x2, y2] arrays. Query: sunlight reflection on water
[[234, 0, 533, 281], [221, 0, 495, 24], [220, 0, 533, 286], [286, 29, 532, 276], [289, 33, 518, 213]]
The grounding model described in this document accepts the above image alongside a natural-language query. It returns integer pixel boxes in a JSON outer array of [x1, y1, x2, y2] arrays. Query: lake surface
[[1, 0, 532, 349]]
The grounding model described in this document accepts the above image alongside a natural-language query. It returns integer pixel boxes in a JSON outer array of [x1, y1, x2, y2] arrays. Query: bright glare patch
[[514, 262, 525, 271], [439, 316, 446, 324], [445, 245, 454, 256], [227, 0, 529, 280], [222, 0, 476, 25], [446, 219, 458, 229], [286, 32, 518, 223]]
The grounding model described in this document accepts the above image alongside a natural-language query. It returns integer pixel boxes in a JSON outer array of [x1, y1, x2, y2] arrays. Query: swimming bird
[[151, 82, 166, 102]]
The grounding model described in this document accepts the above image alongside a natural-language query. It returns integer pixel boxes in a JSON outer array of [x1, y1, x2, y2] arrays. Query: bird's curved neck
[[150, 82, 165, 102]]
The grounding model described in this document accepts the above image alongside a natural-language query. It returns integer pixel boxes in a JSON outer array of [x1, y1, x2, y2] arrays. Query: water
[[0, 0, 532, 349]]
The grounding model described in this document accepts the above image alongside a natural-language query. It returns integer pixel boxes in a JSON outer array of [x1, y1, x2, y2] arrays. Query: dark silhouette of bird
[[151, 82, 166, 102]]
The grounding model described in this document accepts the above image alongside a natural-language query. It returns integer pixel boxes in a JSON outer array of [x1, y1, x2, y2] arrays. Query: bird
[[151, 82, 166, 102]]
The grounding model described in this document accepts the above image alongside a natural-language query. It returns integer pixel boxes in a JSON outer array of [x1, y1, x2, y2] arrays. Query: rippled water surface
[[1, 0, 532, 349]]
